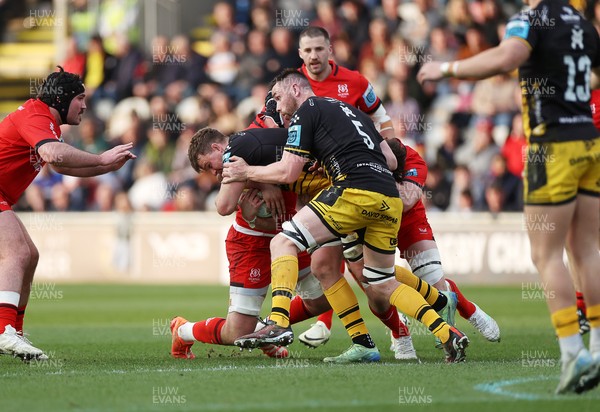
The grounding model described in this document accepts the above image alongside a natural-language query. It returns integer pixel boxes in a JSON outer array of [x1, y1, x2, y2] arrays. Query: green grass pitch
[[2, 283, 599, 411]]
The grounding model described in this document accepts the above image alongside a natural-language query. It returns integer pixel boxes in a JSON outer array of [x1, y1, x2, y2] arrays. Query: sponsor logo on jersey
[[505, 18, 529, 40], [405, 168, 418, 177], [222, 152, 231, 163], [337, 83, 349, 98], [560, 6, 581, 23], [287, 125, 302, 147], [363, 83, 377, 108]]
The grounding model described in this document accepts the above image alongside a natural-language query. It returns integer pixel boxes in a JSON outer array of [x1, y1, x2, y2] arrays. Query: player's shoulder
[[12, 99, 51, 118], [404, 145, 426, 167], [232, 127, 287, 145], [331, 61, 367, 83], [302, 95, 352, 115]]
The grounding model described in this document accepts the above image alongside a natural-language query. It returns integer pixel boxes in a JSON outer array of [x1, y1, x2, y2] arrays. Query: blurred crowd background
[[3, 0, 600, 215]]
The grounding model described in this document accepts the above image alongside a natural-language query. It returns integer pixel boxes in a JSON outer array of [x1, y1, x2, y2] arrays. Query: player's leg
[[298, 254, 338, 345], [566, 250, 590, 335], [171, 229, 272, 358], [361, 246, 468, 363], [526, 201, 591, 393], [296, 246, 341, 348], [342, 232, 447, 312], [306, 245, 379, 357], [403, 240, 456, 326], [13, 215, 40, 334], [406, 237, 500, 343], [346, 259, 416, 360], [0, 210, 46, 360], [294, 268, 333, 347], [565, 194, 600, 392], [445, 278, 500, 342], [235, 202, 378, 356]]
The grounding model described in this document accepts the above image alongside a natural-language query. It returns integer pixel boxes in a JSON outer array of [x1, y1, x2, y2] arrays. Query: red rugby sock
[[192, 317, 226, 344]]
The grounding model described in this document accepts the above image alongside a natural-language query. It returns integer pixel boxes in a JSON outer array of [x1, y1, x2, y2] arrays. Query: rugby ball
[[256, 191, 272, 217]]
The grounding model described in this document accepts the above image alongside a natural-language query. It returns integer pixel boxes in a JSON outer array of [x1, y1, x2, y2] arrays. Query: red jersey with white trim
[[0, 99, 62, 205], [300, 60, 382, 114], [401, 145, 428, 220], [396, 145, 435, 252], [591, 89, 600, 131]]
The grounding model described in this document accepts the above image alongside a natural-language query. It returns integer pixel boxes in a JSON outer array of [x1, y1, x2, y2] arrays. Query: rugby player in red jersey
[[170, 127, 332, 360], [0, 67, 135, 360]]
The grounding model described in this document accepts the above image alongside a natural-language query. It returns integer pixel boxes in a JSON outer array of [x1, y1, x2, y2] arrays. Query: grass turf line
[[1, 284, 599, 411]]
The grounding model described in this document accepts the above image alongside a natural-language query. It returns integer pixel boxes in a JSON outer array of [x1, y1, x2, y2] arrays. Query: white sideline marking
[[474, 375, 600, 400], [1, 362, 371, 378]]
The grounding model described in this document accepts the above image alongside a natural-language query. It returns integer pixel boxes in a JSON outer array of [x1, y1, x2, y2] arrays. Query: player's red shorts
[[226, 226, 311, 289], [396, 204, 434, 255]]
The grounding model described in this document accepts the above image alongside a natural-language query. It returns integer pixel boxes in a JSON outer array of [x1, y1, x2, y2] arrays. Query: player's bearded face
[[299, 36, 331, 76], [272, 83, 299, 121], [66, 92, 87, 125]]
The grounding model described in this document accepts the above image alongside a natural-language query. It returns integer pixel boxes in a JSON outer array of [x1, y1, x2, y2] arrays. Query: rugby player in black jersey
[[418, 0, 600, 394], [223, 69, 469, 363]]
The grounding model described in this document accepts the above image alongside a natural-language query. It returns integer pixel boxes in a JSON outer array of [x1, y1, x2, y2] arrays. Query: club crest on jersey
[[222, 152, 231, 163], [287, 125, 301, 147], [337, 83, 349, 98]]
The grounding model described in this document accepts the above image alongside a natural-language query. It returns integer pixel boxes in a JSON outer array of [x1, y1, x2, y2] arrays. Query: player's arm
[[417, 37, 530, 83], [222, 151, 306, 184], [397, 180, 422, 212], [215, 180, 246, 216], [357, 75, 395, 139], [51, 164, 117, 177], [39, 141, 135, 172], [370, 105, 395, 140], [380, 139, 397, 171]]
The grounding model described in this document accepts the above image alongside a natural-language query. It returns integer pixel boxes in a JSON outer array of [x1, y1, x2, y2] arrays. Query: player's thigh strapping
[[397, 209, 444, 285]]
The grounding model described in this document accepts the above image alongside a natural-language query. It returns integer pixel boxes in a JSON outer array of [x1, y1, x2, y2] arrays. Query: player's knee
[[565, 236, 595, 265], [408, 249, 444, 285], [28, 244, 39, 269], [7, 243, 35, 270]]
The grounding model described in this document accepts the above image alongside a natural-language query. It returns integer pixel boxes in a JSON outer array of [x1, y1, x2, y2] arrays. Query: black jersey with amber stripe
[[285, 96, 398, 198], [224, 128, 288, 167], [504, 0, 600, 143]]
